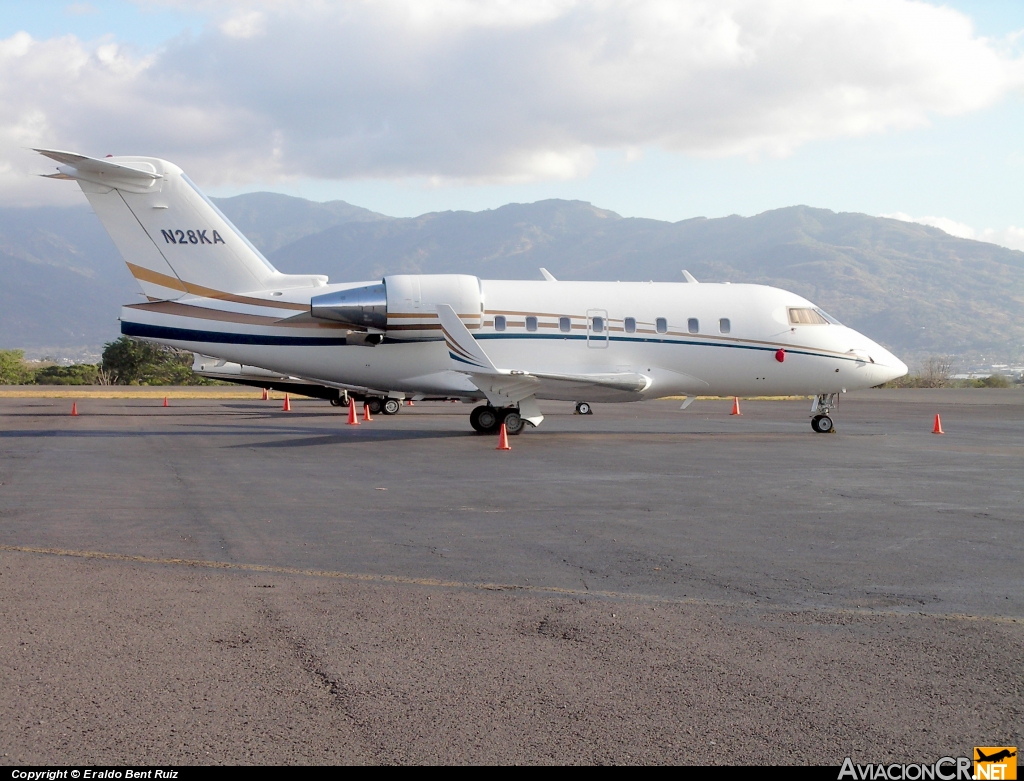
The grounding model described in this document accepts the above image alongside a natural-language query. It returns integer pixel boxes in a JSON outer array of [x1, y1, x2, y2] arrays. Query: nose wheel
[[810, 393, 838, 433], [575, 401, 593, 415], [811, 414, 834, 433]]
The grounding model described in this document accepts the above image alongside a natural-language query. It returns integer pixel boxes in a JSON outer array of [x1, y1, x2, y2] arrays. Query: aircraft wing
[[436, 305, 650, 422]]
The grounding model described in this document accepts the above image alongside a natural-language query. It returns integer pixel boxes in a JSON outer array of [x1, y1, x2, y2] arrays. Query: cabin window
[[687, 318, 699, 334], [591, 316, 605, 333], [525, 316, 538, 332], [494, 315, 507, 331], [719, 318, 731, 334], [624, 317, 636, 333], [788, 307, 829, 325], [559, 316, 571, 332], [655, 318, 667, 334]]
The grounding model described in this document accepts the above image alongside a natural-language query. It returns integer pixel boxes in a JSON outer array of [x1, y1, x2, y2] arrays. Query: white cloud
[[883, 212, 977, 240], [883, 212, 1024, 252], [3, 0, 1024, 203], [220, 11, 266, 39], [64, 3, 99, 16], [979, 226, 1024, 252]]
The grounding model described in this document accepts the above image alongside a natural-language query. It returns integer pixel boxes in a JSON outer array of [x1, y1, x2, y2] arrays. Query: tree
[[32, 364, 101, 385], [0, 350, 34, 385], [101, 337, 198, 385]]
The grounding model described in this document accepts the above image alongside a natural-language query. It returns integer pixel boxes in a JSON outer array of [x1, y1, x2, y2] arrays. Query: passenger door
[[587, 309, 609, 348]]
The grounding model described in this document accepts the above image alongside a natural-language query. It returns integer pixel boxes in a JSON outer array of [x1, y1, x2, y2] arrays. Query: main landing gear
[[810, 393, 839, 434], [470, 405, 525, 435], [360, 396, 402, 415]]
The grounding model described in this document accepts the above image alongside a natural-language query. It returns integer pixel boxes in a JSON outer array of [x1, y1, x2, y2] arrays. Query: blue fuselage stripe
[[122, 321, 350, 346], [475, 332, 855, 362], [122, 320, 855, 362]]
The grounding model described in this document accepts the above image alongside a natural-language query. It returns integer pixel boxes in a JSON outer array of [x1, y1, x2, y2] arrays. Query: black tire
[[366, 398, 383, 415], [576, 402, 592, 415], [471, 405, 500, 434], [501, 410, 525, 435], [382, 398, 401, 415], [812, 415, 833, 433], [330, 396, 348, 407]]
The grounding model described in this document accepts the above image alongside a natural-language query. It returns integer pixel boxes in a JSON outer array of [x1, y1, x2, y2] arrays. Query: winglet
[[539, 268, 557, 282], [436, 304, 499, 373], [682, 269, 698, 283]]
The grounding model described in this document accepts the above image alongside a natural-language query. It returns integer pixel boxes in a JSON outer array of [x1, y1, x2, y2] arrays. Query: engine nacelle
[[310, 274, 483, 340]]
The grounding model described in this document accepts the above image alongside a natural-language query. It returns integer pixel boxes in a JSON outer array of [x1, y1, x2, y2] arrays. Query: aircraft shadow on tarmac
[[0, 425, 474, 445], [228, 429, 477, 448]]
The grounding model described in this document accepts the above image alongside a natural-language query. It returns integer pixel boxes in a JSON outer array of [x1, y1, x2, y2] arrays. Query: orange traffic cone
[[283, 394, 292, 412], [932, 414, 944, 434], [496, 423, 511, 450], [406, 399, 414, 406], [730, 397, 742, 415], [262, 388, 269, 401], [70, 402, 78, 417], [363, 402, 373, 421], [163, 397, 169, 407], [347, 401, 360, 425]]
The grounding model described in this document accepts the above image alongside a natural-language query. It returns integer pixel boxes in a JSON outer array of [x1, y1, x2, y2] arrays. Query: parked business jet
[[38, 149, 908, 434]]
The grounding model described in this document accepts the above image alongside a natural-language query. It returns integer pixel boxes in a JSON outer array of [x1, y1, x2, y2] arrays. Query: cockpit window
[[788, 308, 830, 325], [815, 308, 842, 325]]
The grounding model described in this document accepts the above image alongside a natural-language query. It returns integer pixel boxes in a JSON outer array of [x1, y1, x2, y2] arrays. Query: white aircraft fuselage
[[36, 149, 908, 429]]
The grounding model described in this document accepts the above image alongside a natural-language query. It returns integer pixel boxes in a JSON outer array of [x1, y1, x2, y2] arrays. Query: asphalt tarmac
[[0, 390, 1021, 764]]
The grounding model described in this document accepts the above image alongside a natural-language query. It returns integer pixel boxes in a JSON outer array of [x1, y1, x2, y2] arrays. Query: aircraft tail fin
[[36, 149, 327, 301]]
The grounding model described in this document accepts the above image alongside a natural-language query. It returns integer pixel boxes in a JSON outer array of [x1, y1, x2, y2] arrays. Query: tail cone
[[731, 397, 742, 416], [70, 402, 78, 417], [347, 401, 359, 425], [283, 394, 291, 412], [363, 402, 373, 421], [496, 423, 511, 450], [933, 414, 944, 434]]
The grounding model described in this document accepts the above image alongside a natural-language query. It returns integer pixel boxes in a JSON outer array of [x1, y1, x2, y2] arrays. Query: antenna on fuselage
[[539, 268, 557, 282], [682, 270, 698, 283]]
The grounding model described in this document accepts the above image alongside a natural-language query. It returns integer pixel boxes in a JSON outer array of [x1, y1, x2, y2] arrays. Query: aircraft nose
[[867, 343, 908, 384]]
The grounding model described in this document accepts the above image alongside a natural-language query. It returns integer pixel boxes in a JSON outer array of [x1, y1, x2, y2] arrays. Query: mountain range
[[2, 193, 1022, 367]]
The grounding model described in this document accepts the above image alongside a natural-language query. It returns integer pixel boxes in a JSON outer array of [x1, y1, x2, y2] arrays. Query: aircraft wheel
[[811, 415, 834, 433], [576, 402, 592, 415], [330, 396, 348, 407], [382, 398, 402, 415], [366, 397, 384, 415], [501, 410, 525, 435], [471, 405, 500, 434]]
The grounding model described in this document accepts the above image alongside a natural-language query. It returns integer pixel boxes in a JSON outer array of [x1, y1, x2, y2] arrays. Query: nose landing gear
[[810, 393, 838, 433], [575, 401, 593, 415]]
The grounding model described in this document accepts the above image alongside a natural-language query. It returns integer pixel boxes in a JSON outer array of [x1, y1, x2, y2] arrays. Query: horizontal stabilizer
[[35, 149, 161, 181]]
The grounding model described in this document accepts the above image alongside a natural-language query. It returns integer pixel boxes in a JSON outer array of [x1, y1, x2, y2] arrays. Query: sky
[[2, 0, 1023, 249]]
